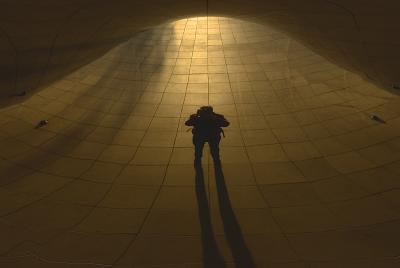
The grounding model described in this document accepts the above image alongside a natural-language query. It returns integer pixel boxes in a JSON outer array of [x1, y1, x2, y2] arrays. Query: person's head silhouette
[[197, 106, 213, 117]]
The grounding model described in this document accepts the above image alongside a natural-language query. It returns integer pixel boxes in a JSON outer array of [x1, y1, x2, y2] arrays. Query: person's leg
[[193, 137, 205, 165], [209, 137, 221, 165]]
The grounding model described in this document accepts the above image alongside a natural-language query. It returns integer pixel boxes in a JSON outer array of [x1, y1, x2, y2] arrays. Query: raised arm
[[185, 114, 198, 126], [214, 113, 229, 127], [220, 116, 229, 127]]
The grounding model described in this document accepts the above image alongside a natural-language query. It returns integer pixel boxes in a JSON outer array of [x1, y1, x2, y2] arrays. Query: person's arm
[[220, 116, 229, 127], [185, 114, 197, 126], [214, 113, 229, 127]]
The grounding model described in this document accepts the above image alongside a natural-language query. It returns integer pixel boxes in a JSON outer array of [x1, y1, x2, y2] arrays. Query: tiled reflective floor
[[1, 16, 400, 267]]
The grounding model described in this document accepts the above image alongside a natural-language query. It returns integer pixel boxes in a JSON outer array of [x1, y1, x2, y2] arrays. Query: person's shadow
[[194, 164, 225, 267], [194, 162, 256, 268]]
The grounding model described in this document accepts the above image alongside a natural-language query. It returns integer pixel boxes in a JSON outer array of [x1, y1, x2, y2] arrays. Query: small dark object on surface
[[393, 84, 400, 90], [370, 115, 386, 124], [36, 119, 49, 128], [17, 91, 26, 96]]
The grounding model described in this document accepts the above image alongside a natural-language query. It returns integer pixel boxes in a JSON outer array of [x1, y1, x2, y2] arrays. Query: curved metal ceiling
[[0, 1, 400, 106]]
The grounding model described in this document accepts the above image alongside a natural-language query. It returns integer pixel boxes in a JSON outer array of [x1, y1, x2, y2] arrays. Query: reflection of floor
[[0, 16, 400, 267]]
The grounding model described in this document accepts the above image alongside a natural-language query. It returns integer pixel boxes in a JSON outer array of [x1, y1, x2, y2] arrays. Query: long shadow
[[213, 163, 256, 268], [194, 164, 226, 268]]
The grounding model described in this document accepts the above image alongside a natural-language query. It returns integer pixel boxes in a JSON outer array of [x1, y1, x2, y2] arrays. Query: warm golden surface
[[0, 16, 399, 267], [1, 1, 400, 106]]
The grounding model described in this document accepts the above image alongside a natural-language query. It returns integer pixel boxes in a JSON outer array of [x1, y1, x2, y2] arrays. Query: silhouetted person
[[185, 106, 229, 166]]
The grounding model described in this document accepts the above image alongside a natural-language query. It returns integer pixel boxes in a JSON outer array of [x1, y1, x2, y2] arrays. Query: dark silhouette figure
[[189, 106, 255, 267], [185, 106, 229, 166]]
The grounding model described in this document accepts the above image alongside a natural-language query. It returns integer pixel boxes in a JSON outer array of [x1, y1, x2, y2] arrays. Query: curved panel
[[0, 17, 399, 267], [0, 1, 400, 107]]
